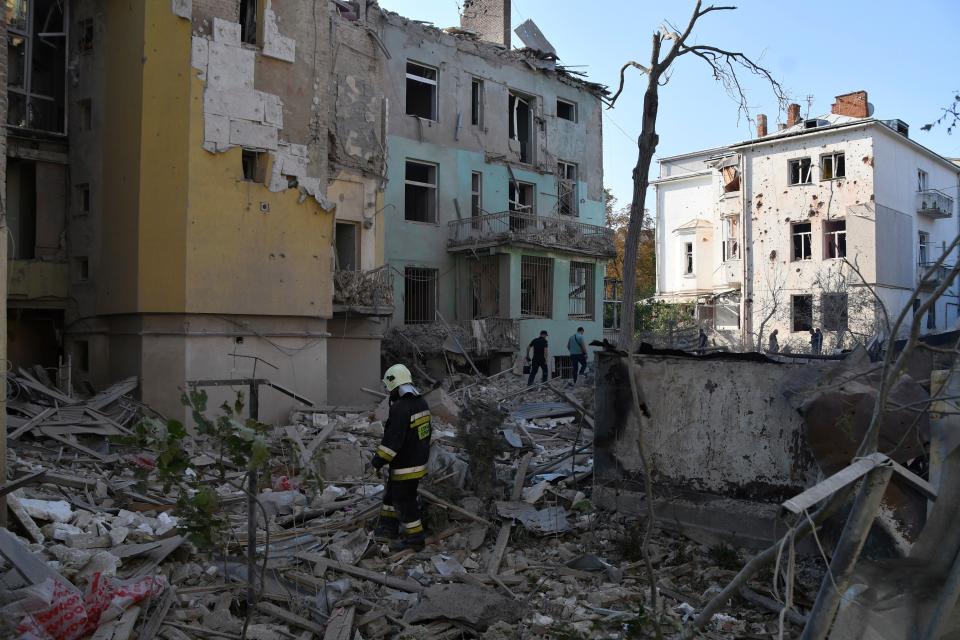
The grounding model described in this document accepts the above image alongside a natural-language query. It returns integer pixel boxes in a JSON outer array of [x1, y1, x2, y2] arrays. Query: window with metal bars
[[468, 255, 500, 319], [568, 262, 594, 319], [7, 0, 69, 134], [404, 267, 437, 324], [521, 256, 553, 318]]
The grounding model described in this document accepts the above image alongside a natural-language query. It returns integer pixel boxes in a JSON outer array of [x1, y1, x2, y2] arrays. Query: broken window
[[821, 152, 845, 180], [471, 78, 484, 127], [241, 149, 267, 183], [919, 231, 930, 265], [788, 158, 812, 185], [471, 171, 482, 229], [509, 180, 535, 231], [404, 160, 438, 223], [715, 296, 740, 329], [75, 183, 90, 215], [722, 217, 739, 260], [683, 241, 694, 275], [721, 165, 740, 193], [792, 294, 813, 332], [824, 220, 846, 259], [509, 92, 534, 163], [468, 255, 500, 319], [7, 0, 69, 134], [239, 0, 258, 45], [77, 99, 91, 131], [822, 293, 848, 331], [6, 158, 67, 259], [406, 62, 438, 120], [603, 278, 623, 331], [568, 262, 595, 319], [918, 169, 929, 192], [556, 98, 576, 122], [521, 256, 553, 318], [77, 17, 93, 52], [74, 256, 89, 282], [404, 267, 437, 324], [792, 222, 812, 261], [557, 161, 578, 216], [335, 222, 359, 271]]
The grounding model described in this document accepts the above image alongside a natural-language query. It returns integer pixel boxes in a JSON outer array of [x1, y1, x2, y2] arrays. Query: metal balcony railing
[[917, 189, 955, 219], [333, 265, 394, 310], [448, 210, 616, 257], [917, 262, 955, 289]]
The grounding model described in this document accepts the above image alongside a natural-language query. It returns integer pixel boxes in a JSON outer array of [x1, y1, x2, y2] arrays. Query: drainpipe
[[740, 151, 751, 350]]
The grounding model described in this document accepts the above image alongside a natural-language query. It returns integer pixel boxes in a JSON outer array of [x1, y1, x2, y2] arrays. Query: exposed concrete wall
[[595, 353, 819, 501], [1, 9, 8, 522], [327, 316, 384, 406]]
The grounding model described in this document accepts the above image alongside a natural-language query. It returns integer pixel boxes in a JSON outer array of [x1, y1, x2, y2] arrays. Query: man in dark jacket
[[371, 364, 431, 550], [526, 330, 550, 386]]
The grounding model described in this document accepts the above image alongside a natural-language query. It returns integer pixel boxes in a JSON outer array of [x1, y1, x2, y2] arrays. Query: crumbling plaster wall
[[594, 353, 819, 501]]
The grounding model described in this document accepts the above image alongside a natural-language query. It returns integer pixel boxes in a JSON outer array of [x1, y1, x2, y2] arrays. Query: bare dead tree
[[608, 0, 788, 350], [921, 93, 960, 134]]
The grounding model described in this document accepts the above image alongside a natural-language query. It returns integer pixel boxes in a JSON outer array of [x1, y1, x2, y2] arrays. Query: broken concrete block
[[155, 513, 179, 536], [258, 490, 307, 520], [108, 526, 129, 546], [403, 583, 522, 630], [212, 17, 240, 45], [15, 497, 73, 523], [43, 522, 83, 542], [171, 0, 191, 19], [261, 3, 296, 63], [207, 41, 255, 91], [78, 551, 121, 579], [229, 120, 279, 150], [191, 36, 209, 76], [318, 443, 366, 481]]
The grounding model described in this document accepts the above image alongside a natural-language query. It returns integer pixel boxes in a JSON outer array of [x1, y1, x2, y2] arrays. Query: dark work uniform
[[527, 336, 549, 386], [372, 391, 431, 541]]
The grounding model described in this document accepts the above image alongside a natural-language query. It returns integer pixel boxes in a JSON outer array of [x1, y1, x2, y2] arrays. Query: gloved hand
[[371, 454, 386, 471]]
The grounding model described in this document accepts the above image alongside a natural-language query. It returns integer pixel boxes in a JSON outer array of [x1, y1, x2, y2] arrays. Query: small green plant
[[119, 389, 271, 547], [707, 543, 742, 571]]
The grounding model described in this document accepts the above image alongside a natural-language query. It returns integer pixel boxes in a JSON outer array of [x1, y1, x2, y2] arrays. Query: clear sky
[[378, 0, 960, 209]]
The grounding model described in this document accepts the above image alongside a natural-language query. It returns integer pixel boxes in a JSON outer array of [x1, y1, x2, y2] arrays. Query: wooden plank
[[128, 536, 185, 579], [140, 588, 177, 640], [486, 524, 511, 575], [112, 604, 142, 640], [418, 488, 492, 526], [323, 606, 356, 640], [0, 471, 46, 497], [295, 552, 425, 593], [8, 407, 57, 439], [7, 494, 45, 544], [256, 601, 326, 635], [0, 527, 73, 587], [782, 453, 885, 515], [39, 430, 116, 463]]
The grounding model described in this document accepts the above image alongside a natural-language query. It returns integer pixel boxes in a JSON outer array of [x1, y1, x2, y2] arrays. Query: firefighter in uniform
[[372, 364, 431, 551]]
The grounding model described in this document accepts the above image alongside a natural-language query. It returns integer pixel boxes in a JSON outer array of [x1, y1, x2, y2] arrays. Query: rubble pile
[[1, 369, 822, 639]]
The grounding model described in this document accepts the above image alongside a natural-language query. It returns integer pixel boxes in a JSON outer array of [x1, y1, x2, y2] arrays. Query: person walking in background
[[567, 327, 588, 384], [768, 329, 779, 353], [814, 328, 824, 355], [697, 328, 708, 355], [526, 330, 550, 386]]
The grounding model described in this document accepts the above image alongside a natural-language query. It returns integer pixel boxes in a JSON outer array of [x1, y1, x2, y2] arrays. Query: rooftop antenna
[[804, 94, 815, 119]]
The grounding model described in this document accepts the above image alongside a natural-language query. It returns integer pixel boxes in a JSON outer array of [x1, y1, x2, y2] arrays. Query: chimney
[[461, 0, 512, 48], [756, 114, 768, 138], [787, 103, 801, 128], [831, 90, 870, 118]]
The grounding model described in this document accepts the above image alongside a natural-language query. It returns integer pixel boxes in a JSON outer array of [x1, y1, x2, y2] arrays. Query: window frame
[[919, 231, 930, 265], [403, 266, 438, 324], [788, 157, 813, 186], [820, 152, 846, 181], [556, 98, 577, 122], [918, 169, 929, 192], [568, 261, 595, 320], [792, 294, 813, 332], [792, 222, 813, 261], [557, 160, 578, 216], [824, 219, 847, 259], [470, 77, 484, 127], [520, 255, 554, 319], [75, 183, 90, 216], [822, 292, 848, 331], [239, 0, 260, 46], [508, 180, 536, 215], [404, 159, 439, 224], [683, 241, 694, 275], [406, 61, 439, 121]]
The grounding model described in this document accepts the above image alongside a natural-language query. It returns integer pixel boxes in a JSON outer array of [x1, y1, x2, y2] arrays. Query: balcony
[[918, 262, 954, 290], [448, 211, 616, 258], [333, 266, 394, 315], [917, 190, 955, 219], [721, 259, 742, 287]]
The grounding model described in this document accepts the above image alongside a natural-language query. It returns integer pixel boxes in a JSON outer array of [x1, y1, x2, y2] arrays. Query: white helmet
[[383, 364, 413, 392]]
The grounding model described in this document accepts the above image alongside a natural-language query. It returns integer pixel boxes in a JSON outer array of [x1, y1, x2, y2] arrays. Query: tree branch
[[608, 61, 653, 107]]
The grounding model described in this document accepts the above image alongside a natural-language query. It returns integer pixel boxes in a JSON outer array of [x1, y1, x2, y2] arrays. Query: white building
[[654, 91, 960, 353]]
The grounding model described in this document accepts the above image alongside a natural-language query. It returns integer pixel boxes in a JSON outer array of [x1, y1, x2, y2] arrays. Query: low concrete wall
[[595, 352, 819, 501]]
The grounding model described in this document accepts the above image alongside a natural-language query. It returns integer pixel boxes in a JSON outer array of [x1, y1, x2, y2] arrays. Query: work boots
[[373, 517, 399, 542], [388, 533, 426, 552]]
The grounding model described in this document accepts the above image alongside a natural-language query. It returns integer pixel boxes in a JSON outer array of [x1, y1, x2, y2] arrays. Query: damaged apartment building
[[654, 91, 960, 352], [4, 0, 390, 421], [381, 1, 614, 377]]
